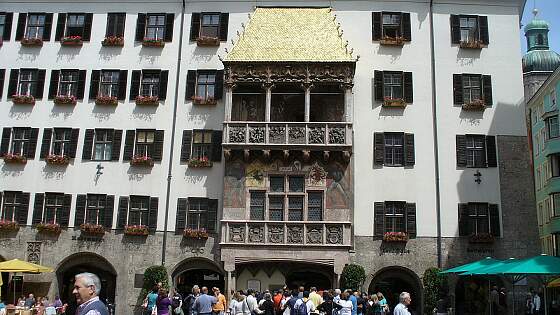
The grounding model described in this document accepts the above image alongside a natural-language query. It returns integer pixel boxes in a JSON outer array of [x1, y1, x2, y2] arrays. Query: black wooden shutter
[[15, 13, 26, 40], [122, 130, 135, 161], [190, 13, 200, 41], [450, 15, 461, 44], [405, 203, 416, 238], [117, 196, 129, 228], [159, 70, 168, 100], [181, 130, 192, 162], [458, 203, 470, 236], [48, 70, 60, 99], [61, 194, 71, 226], [207, 198, 218, 233], [482, 75, 493, 106], [76, 70, 87, 99], [374, 132, 385, 165], [118, 70, 128, 100], [129, 70, 141, 100], [111, 129, 123, 161], [219, 13, 229, 41], [478, 16, 489, 45], [374, 202, 385, 237], [486, 135, 497, 168], [35, 70, 46, 99], [456, 135, 467, 167], [68, 128, 80, 158], [402, 13, 411, 41], [55, 13, 66, 41], [0, 128, 11, 156], [404, 133, 415, 166], [3, 12, 13, 41], [135, 13, 146, 41], [164, 14, 174, 42], [211, 130, 223, 162], [152, 130, 164, 161], [0, 69, 4, 98], [82, 13, 93, 41], [372, 12, 382, 41], [106, 14, 116, 37], [215, 70, 224, 100], [374, 70, 384, 101], [82, 129, 94, 160], [186, 70, 196, 100], [489, 204, 500, 237], [43, 14, 53, 41], [116, 14, 126, 37], [89, 70, 100, 100], [403, 72, 413, 103], [8, 69, 19, 97], [40, 128, 52, 158], [104, 195, 114, 229], [27, 128, 39, 159], [453, 74, 464, 105], [17, 192, 30, 225], [148, 197, 158, 230], [32, 193, 45, 224], [176, 198, 188, 233], [74, 194, 86, 226]]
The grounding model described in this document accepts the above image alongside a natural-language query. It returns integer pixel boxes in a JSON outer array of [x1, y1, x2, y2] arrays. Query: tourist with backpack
[[293, 292, 315, 315], [172, 290, 184, 315]]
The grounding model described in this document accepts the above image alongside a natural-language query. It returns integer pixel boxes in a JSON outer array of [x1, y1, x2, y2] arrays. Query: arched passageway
[[368, 266, 423, 314], [172, 258, 225, 297]]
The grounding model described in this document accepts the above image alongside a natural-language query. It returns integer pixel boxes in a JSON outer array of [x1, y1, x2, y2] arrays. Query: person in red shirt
[[273, 291, 283, 315]]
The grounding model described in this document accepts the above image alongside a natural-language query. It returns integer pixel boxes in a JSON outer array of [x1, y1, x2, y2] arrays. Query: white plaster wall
[[236, 269, 285, 292]]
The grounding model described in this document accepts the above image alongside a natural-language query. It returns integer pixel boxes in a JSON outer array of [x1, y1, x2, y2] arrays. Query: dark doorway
[[368, 267, 422, 315], [454, 276, 503, 315], [175, 269, 224, 297], [285, 271, 331, 291]]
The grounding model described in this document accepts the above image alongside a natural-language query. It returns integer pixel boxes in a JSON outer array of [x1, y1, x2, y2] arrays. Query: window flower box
[[95, 95, 118, 106], [130, 155, 154, 167], [21, 37, 44, 47], [54, 95, 77, 105], [60, 35, 83, 46], [383, 231, 409, 242], [12, 94, 36, 105], [3, 153, 27, 164], [383, 97, 406, 108], [187, 157, 213, 168], [191, 96, 217, 105], [379, 36, 405, 46], [468, 233, 495, 244], [79, 223, 106, 236], [46, 154, 70, 165], [142, 38, 165, 47], [36, 222, 62, 235], [196, 36, 220, 47], [124, 225, 149, 236], [101, 36, 124, 47], [462, 99, 486, 111], [0, 220, 20, 233], [459, 40, 485, 49], [135, 95, 159, 106], [183, 228, 209, 239]]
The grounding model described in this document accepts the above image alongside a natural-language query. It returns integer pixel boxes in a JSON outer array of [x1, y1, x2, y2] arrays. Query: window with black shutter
[[187, 197, 209, 230], [15, 69, 39, 97], [106, 13, 126, 37], [42, 193, 69, 225], [176, 198, 188, 233], [187, 70, 223, 102], [60, 13, 92, 40], [182, 197, 218, 232], [128, 195, 150, 226], [456, 134, 497, 168], [134, 130, 155, 159], [92, 129, 113, 161], [374, 132, 415, 167], [0, 69, 5, 98], [450, 15, 489, 46], [190, 12, 228, 42], [453, 74, 492, 106], [374, 71, 413, 104], [84, 194, 107, 225], [181, 129, 222, 164], [135, 70, 167, 99], [1, 191, 28, 223], [192, 130, 212, 161], [21, 13, 51, 40], [458, 203, 500, 237], [374, 201, 417, 237], [0, 12, 13, 42], [99, 70, 120, 98], [372, 12, 411, 42], [57, 70, 79, 97], [4, 127, 38, 159]]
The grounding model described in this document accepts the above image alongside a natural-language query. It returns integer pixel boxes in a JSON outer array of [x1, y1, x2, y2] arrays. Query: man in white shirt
[[533, 290, 541, 314], [393, 292, 411, 315], [246, 290, 262, 315], [335, 292, 352, 315]]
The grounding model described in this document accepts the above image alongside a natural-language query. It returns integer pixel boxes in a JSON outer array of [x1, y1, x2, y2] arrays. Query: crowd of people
[[143, 285, 415, 315], [0, 293, 66, 315]]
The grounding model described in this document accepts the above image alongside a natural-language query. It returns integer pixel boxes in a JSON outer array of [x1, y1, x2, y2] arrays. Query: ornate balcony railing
[[220, 220, 351, 246], [223, 122, 352, 149]]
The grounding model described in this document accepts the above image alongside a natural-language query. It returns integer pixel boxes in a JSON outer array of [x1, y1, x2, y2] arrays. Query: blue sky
[[520, 0, 560, 55]]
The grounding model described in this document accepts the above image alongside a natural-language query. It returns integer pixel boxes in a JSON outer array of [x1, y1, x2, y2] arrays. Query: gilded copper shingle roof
[[225, 7, 355, 62]]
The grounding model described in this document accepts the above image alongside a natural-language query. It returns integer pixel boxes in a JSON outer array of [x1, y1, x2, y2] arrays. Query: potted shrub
[[46, 154, 70, 165], [60, 35, 83, 46], [130, 155, 154, 167], [460, 40, 485, 49], [124, 225, 149, 236], [383, 231, 409, 242], [36, 222, 62, 235], [183, 228, 209, 239], [142, 38, 165, 47], [3, 153, 28, 164], [54, 95, 77, 105], [187, 156, 213, 168], [101, 36, 124, 47], [12, 94, 35, 105], [196, 36, 220, 47], [135, 95, 159, 106], [0, 220, 20, 233], [462, 99, 486, 111], [95, 95, 118, 106], [21, 37, 44, 47], [468, 233, 495, 244], [191, 96, 217, 105], [79, 223, 106, 236], [383, 97, 406, 108], [379, 36, 405, 46]]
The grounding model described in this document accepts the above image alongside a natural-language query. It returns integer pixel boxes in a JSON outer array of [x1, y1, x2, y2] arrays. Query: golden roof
[[225, 7, 355, 62]]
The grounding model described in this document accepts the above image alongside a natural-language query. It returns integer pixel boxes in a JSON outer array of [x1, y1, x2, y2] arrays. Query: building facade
[[0, 0, 538, 314]]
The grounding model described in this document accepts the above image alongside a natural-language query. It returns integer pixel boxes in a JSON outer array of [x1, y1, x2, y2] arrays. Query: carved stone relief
[[27, 242, 41, 264], [326, 226, 343, 244], [229, 225, 246, 243], [268, 225, 284, 243], [248, 225, 264, 243], [287, 226, 304, 244], [307, 226, 323, 244]]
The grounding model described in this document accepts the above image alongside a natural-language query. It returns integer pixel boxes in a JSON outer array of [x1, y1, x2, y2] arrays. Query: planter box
[[79, 223, 106, 236], [383, 98, 407, 108], [0, 220, 20, 233], [460, 40, 485, 49], [101, 36, 124, 47], [124, 225, 149, 236], [60, 36, 83, 46], [462, 100, 486, 111], [187, 158, 213, 168], [46, 154, 70, 166], [183, 228, 209, 239], [95, 96, 118, 106], [36, 223, 62, 235], [379, 37, 405, 46], [383, 232, 409, 242], [21, 37, 44, 47], [142, 39, 165, 47], [12, 95, 35, 105], [135, 95, 159, 106], [191, 97, 217, 105], [3, 153, 28, 164], [130, 155, 154, 167], [196, 36, 220, 47], [468, 233, 495, 244], [54, 95, 77, 105]]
